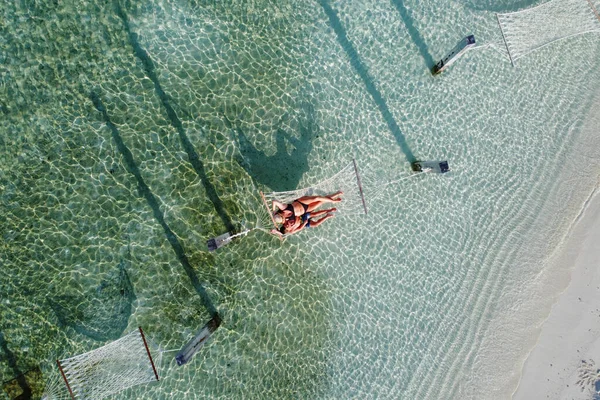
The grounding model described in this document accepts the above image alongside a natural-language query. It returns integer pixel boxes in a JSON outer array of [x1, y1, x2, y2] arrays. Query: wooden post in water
[[176, 315, 222, 366], [207, 231, 235, 252], [432, 35, 476, 75], [412, 161, 450, 174]]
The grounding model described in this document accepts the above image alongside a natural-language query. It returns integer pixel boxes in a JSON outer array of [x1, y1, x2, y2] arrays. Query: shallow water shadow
[[90, 91, 217, 317], [48, 261, 136, 342], [224, 104, 315, 192], [319, 0, 417, 164], [465, 0, 542, 13], [389, 0, 436, 69], [0, 332, 32, 400], [114, 0, 235, 233]]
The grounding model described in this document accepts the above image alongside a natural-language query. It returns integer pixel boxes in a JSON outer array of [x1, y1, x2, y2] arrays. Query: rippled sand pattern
[[1, 0, 600, 399]]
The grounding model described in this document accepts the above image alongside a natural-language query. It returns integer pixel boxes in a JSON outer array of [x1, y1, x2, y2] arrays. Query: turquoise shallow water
[[1, 0, 600, 399]]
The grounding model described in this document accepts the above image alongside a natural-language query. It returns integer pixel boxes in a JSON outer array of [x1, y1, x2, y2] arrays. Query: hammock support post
[[432, 35, 476, 75], [412, 160, 450, 173], [176, 314, 222, 366], [207, 231, 235, 252]]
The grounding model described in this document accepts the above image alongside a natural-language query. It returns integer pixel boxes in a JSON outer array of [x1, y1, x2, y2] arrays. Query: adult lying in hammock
[[270, 208, 337, 237], [271, 191, 343, 225]]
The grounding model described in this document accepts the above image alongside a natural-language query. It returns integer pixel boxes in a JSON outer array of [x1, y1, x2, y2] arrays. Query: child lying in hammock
[[270, 191, 343, 236]]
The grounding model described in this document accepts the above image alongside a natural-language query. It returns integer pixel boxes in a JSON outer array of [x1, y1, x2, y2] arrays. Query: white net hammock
[[497, 0, 600, 65], [42, 328, 160, 400], [258, 160, 368, 236]]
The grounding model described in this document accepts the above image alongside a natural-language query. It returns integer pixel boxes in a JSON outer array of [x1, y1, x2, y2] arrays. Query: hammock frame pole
[[138, 327, 159, 381], [352, 159, 368, 215], [587, 0, 600, 22], [496, 13, 515, 67], [56, 359, 75, 400]]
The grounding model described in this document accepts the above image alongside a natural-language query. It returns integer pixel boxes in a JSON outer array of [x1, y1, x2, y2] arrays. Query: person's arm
[[270, 228, 284, 237], [272, 200, 288, 212], [286, 220, 308, 235]]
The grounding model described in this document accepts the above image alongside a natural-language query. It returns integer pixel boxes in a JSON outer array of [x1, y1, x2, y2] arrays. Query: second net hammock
[[43, 328, 160, 400], [496, 0, 600, 66]]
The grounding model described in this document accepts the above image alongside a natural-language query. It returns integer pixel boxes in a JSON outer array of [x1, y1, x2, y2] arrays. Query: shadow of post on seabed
[[90, 91, 218, 318], [389, 0, 436, 70], [464, 0, 542, 13], [318, 0, 417, 165], [113, 0, 236, 234]]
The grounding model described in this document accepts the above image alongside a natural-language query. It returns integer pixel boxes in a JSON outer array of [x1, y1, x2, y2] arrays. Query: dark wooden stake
[[56, 359, 75, 400], [138, 327, 159, 381]]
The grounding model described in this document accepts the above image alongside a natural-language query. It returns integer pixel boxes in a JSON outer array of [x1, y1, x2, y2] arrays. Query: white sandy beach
[[513, 184, 600, 400]]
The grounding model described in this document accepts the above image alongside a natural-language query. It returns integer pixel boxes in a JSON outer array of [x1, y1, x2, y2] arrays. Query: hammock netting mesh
[[45, 328, 159, 400], [259, 160, 367, 232], [497, 0, 600, 65]]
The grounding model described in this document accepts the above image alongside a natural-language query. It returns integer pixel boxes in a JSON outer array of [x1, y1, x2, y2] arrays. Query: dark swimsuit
[[290, 201, 309, 214]]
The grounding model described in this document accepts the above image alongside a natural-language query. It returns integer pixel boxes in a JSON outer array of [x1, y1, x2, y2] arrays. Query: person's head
[[274, 213, 284, 224]]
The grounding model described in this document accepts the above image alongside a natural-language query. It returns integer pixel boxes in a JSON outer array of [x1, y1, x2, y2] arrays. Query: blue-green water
[[1, 0, 600, 399]]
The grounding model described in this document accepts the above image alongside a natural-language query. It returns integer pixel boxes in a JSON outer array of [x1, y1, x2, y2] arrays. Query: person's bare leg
[[296, 195, 331, 203], [308, 212, 334, 228], [305, 199, 330, 213], [309, 208, 336, 218], [329, 191, 343, 199], [297, 192, 343, 204], [297, 194, 342, 213]]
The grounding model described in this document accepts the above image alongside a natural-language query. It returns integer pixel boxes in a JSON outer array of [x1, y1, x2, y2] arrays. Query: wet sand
[[513, 187, 600, 399]]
